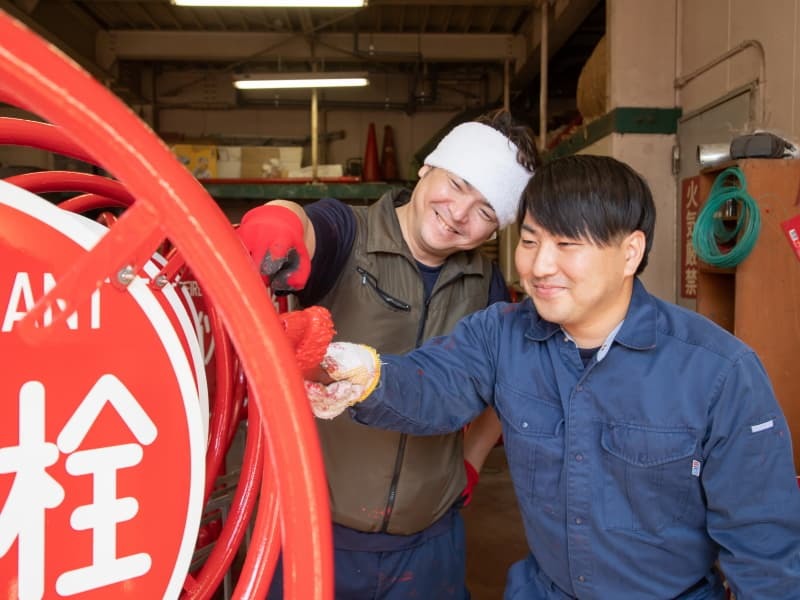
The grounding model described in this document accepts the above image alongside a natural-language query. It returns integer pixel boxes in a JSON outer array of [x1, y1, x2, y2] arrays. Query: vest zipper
[[380, 433, 408, 531], [414, 271, 464, 345], [380, 272, 463, 532]]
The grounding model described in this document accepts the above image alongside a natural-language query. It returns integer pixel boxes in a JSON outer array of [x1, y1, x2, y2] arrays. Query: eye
[[478, 207, 495, 222], [448, 176, 462, 191]]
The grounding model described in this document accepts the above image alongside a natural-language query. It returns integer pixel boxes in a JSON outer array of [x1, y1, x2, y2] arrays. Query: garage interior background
[[3, 0, 798, 307], [3, 1, 800, 596]]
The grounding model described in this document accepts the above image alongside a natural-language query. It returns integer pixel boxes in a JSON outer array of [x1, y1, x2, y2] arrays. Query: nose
[[525, 241, 558, 279], [449, 200, 470, 223], [532, 243, 558, 277]]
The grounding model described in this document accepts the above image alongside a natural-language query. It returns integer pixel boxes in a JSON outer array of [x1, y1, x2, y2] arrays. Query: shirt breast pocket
[[600, 422, 697, 533], [495, 383, 564, 505]]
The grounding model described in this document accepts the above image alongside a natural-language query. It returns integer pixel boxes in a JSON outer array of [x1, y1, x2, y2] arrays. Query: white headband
[[424, 121, 532, 228]]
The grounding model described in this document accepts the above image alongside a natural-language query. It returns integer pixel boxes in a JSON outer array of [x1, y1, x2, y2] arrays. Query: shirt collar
[[560, 320, 624, 362], [524, 278, 658, 353]]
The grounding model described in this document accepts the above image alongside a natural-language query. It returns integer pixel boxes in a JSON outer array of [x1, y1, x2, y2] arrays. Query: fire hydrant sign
[[0, 182, 204, 599]]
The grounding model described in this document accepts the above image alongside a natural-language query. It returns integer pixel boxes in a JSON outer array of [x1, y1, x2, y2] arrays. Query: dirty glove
[[278, 306, 336, 378], [460, 460, 480, 507], [305, 342, 381, 419], [237, 204, 310, 292]]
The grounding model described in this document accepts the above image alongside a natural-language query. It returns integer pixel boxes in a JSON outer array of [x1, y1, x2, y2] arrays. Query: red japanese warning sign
[[680, 176, 701, 298], [0, 181, 205, 599]]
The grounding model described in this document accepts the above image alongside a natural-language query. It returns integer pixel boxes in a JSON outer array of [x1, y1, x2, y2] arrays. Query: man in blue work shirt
[[307, 154, 800, 599]]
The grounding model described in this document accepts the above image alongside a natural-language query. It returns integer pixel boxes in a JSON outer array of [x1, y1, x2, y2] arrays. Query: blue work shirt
[[353, 279, 800, 599]]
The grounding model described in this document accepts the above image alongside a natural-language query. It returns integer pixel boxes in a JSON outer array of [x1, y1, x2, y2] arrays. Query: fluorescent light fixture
[[172, 1, 365, 7], [234, 72, 369, 90]]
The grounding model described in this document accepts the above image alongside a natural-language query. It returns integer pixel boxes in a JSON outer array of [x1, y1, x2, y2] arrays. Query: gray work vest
[[312, 189, 494, 534]]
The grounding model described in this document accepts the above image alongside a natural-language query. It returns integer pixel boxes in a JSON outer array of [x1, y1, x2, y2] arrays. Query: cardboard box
[[241, 146, 304, 178], [286, 164, 344, 178], [216, 146, 242, 178], [170, 144, 217, 179], [241, 146, 279, 178], [279, 147, 303, 173]]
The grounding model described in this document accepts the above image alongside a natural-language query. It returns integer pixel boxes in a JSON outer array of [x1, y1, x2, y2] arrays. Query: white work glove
[[305, 342, 381, 419]]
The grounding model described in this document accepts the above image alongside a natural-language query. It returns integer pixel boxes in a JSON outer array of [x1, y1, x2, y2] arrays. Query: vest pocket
[[600, 422, 697, 533], [495, 384, 564, 506], [356, 266, 411, 312]]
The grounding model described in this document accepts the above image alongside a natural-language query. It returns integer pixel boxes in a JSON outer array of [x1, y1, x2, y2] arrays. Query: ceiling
[[1, 0, 605, 130]]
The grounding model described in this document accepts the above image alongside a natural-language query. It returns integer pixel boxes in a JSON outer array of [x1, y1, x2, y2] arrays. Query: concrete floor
[[463, 445, 529, 600]]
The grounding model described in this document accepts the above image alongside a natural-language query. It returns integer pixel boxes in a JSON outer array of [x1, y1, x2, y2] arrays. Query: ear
[[418, 164, 432, 179], [622, 230, 646, 276]]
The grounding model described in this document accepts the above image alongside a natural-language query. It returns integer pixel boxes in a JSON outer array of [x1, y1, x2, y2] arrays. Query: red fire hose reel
[[0, 10, 333, 600]]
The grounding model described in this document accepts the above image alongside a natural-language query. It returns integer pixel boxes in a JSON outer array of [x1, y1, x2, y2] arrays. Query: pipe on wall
[[674, 39, 767, 125]]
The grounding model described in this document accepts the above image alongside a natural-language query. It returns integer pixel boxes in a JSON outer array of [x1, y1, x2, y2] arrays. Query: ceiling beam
[[510, 0, 600, 95], [98, 30, 526, 68], [80, 0, 536, 4], [370, 0, 533, 4]]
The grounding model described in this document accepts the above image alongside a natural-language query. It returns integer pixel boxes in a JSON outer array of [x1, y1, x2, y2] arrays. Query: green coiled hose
[[691, 166, 761, 268]]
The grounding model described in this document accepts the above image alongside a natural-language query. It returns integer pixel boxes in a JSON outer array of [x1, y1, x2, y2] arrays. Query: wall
[[580, 0, 678, 302], [602, 0, 800, 303], [580, 133, 676, 301], [677, 0, 792, 134]]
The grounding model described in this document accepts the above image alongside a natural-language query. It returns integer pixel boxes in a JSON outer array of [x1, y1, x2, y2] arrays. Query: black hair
[[518, 154, 656, 275], [473, 108, 540, 173]]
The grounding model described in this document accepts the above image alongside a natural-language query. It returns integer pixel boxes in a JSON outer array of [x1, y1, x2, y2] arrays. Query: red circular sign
[[0, 181, 205, 598]]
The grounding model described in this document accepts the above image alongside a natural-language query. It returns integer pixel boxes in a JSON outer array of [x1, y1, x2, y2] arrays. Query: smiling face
[[515, 213, 645, 348], [397, 165, 499, 266]]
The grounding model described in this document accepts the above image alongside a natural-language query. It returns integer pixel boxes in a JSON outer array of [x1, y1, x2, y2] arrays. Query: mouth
[[435, 210, 460, 235], [531, 282, 566, 299]]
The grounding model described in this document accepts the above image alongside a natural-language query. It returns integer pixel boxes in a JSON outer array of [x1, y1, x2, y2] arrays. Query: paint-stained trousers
[[268, 508, 470, 599]]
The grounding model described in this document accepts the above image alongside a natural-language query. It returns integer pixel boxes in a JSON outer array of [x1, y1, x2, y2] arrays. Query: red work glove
[[278, 306, 336, 378], [461, 460, 480, 507], [237, 204, 311, 293]]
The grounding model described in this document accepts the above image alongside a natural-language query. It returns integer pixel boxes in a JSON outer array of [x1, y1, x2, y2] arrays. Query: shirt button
[[521, 422, 528, 429], [578, 576, 586, 583], [576, 385, 583, 392], [575, 517, 583, 525], [575, 453, 583, 462]]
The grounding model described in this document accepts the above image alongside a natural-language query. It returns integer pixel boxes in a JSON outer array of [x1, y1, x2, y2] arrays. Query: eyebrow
[[452, 172, 474, 190]]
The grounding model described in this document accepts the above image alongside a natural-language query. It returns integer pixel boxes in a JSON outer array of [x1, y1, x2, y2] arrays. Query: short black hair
[[518, 154, 656, 275]]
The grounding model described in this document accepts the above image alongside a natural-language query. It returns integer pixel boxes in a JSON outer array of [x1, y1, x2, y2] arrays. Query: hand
[[305, 342, 381, 419], [237, 204, 310, 292], [460, 460, 480, 507]]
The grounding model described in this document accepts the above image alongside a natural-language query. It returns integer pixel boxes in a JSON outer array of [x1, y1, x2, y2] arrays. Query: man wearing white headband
[[237, 109, 537, 599]]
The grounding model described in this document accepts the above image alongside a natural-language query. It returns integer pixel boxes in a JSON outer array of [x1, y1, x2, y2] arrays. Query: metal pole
[[503, 58, 510, 111], [539, 0, 549, 151], [311, 87, 319, 182]]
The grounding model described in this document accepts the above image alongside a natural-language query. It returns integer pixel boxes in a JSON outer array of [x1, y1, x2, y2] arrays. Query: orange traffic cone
[[362, 122, 382, 182], [381, 124, 399, 181]]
